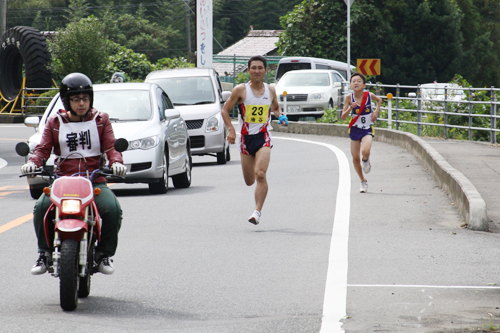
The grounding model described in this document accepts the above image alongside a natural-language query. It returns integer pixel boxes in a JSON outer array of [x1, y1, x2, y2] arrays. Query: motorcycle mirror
[[15, 142, 30, 157], [114, 138, 128, 153]]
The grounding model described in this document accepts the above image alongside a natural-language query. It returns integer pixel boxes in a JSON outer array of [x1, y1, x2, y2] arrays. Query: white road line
[[0, 157, 7, 169], [274, 137, 351, 333], [348, 284, 500, 289]]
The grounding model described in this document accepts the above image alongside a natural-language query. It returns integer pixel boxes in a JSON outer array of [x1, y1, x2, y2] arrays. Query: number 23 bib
[[245, 104, 269, 124]]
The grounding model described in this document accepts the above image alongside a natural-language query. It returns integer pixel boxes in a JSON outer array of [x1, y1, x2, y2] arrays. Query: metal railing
[[22, 87, 58, 116], [340, 82, 500, 144]]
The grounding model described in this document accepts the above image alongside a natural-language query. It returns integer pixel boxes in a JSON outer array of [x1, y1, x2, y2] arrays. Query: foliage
[[234, 69, 276, 85], [105, 42, 155, 82], [317, 107, 346, 124], [277, 0, 465, 86], [48, 16, 112, 84], [155, 57, 195, 70]]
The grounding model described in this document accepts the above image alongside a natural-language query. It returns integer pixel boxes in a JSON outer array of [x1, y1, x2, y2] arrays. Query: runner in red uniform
[[222, 56, 288, 225]]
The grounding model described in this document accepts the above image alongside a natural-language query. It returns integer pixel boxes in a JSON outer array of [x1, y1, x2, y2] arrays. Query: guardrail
[[341, 82, 500, 144], [22, 87, 58, 116]]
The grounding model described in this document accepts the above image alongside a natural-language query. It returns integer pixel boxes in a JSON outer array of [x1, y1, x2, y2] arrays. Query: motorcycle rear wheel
[[60, 239, 79, 311]]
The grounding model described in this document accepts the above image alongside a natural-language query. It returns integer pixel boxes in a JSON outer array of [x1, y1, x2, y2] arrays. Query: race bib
[[245, 104, 269, 124], [57, 114, 101, 159]]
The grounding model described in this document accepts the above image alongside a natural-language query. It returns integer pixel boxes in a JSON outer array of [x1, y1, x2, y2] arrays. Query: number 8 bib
[[245, 104, 269, 124]]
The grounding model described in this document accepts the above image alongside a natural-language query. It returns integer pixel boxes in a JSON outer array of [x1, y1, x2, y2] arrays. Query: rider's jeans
[[33, 182, 122, 256]]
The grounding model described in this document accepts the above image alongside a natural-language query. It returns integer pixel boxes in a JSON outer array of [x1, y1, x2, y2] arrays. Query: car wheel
[[149, 152, 168, 194], [216, 142, 227, 165], [328, 99, 334, 110], [30, 186, 43, 199], [172, 144, 192, 188], [225, 144, 231, 162]]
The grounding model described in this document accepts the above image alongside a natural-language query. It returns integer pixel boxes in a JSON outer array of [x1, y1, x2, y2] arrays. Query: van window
[[336, 70, 348, 80], [276, 62, 311, 81], [150, 76, 215, 105], [316, 64, 330, 69]]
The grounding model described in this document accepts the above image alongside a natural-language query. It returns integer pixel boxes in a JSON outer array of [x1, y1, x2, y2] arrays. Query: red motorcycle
[[16, 139, 128, 311]]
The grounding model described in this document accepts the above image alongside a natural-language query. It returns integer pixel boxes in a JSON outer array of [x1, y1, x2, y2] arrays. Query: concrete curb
[[271, 121, 489, 231], [0, 114, 24, 123]]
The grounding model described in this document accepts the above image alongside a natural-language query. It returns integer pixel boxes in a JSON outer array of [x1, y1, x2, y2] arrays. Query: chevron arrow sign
[[357, 59, 381, 76]]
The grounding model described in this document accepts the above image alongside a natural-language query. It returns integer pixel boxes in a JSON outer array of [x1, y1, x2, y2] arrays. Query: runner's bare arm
[[269, 85, 281, 118], [371, 92, 382, 121], [221, 84, 245, 144], [341, 94, 352, 120]]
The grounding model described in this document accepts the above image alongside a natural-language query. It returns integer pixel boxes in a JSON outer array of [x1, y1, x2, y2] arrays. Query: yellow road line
[[0, 213, 32, 234]]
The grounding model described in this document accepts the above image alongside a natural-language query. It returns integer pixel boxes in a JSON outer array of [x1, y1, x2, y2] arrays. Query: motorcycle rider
[[21, 73, 127, 275]]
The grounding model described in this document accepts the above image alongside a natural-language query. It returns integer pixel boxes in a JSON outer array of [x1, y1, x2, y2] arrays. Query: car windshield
[[278, 73, 330, 87], [149, 76, 215, 105], [47, 90, 152, 122], [95, 90, 151, 120]]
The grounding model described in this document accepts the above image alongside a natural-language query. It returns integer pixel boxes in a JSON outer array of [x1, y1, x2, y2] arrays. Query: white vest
[[57, 112, 101, 159]]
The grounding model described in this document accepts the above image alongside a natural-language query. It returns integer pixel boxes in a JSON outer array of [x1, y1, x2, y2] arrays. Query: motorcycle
[[16, 138, 128, 311]]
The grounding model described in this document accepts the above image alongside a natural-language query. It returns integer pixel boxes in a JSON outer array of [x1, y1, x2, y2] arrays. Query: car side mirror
[[164, 108, 181, 120], [333, 82, 341, 87], [24, 116, 40, 129], [221, 91, 231, 102]]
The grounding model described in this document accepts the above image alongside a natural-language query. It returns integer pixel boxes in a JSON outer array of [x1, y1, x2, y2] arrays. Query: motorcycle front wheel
[[59, 239, 79, 311], [78, 237, 94, 298]]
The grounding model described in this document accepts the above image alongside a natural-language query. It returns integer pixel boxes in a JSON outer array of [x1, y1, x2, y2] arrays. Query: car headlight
[[206, 113, 220, 133], [61, 199, 81, 214], [308, 92, 327, 101], [128, 135, 159, 150]]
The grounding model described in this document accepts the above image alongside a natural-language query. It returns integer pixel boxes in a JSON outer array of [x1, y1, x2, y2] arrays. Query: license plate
[[287, 106, 299, 113]]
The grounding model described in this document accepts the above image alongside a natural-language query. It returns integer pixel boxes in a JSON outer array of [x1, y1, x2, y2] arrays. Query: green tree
[[277, 0, 464, 85], [105, 42, 156, 82], [64, 0, 90, 23], [48, 16, 112, 83], [453, 0, 500, 87]]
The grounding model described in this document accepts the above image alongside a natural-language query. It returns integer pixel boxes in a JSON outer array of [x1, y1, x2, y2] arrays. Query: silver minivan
[[275, 57, 355, 83], [145, 68, 232, 164]]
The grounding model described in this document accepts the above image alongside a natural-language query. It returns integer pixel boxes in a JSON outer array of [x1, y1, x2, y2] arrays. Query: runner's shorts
[[349, 126, 374, 141], [238, 132, 272, 156]]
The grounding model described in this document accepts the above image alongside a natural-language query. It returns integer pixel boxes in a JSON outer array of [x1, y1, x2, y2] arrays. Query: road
[[1, 124, 500, 332]]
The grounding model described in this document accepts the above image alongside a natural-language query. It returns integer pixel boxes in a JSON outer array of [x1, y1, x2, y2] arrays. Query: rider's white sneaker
[[98, 255, 114, 275], [360, 181, 368, 193], [31, 252, 51, 275]]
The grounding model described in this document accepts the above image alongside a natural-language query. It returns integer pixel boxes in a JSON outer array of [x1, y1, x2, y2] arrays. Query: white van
[[275, 57, 355, 82], [145, 68, 232, 164]]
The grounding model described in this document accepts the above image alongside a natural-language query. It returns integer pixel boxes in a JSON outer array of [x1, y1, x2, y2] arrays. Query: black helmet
[[60, 73, 93, 116]]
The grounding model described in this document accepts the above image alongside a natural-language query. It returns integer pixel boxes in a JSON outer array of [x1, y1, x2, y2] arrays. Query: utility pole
[[0, 0, 7, 39], [185, 0, 191, 52], [344, 0, 355, 83]]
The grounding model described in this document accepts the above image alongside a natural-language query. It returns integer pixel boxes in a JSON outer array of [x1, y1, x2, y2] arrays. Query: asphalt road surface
[[1, 124, 500, 332]]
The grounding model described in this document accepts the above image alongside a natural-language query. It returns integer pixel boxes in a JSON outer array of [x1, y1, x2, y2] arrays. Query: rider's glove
[[278, 115, 289, 126], [21, 161, 37, 174], [111, 162, 127, 177]]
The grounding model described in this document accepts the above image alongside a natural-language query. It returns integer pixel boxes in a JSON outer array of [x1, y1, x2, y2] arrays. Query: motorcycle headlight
[[128, 135, 159, 150], [206, 114, 220, 133], [61, 199, 81, 214], [308, 92, 327, 101]]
